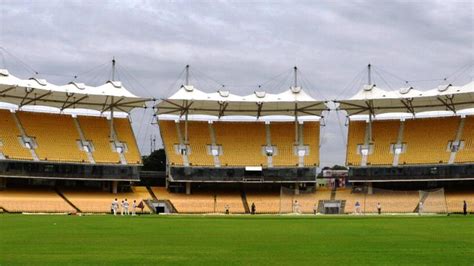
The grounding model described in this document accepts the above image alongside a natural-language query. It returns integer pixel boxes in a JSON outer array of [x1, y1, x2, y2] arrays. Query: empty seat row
[[159, 120, 320, 167], [0, 110, 141, 165], [346, 116, 474, 166]]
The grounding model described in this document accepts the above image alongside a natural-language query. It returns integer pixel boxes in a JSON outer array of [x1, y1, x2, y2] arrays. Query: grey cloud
[[0, 0, 472, 166]]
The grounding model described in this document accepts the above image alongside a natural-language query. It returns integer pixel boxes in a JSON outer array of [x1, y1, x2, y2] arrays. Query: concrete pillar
[[367, 182, 373, 195], [112, 181, 118, 194], [294, 183, 300, 195], [186, 182, 191, 195]]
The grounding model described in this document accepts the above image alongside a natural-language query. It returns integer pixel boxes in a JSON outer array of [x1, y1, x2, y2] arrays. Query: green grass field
[[0, 214, 473, 265]]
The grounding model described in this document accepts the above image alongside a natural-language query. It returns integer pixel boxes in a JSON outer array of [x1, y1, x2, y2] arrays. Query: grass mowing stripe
[[0, 215, 473, 265]]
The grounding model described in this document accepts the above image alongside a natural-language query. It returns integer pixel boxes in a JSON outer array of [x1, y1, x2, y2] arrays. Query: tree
[[142, 149, 166, 171]]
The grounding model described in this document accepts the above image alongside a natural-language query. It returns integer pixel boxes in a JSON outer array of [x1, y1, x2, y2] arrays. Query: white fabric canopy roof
[[157, 85, 328, 117], [336, 82, 474, 116], [0, 69, 149, 112]]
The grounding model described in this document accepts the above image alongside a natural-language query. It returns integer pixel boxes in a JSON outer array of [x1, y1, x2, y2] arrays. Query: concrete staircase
[[240, 188, 250, 214], [55, 187, 82, 213]]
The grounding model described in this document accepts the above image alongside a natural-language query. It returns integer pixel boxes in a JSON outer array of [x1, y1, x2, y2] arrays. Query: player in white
[[120, 200, 124, 216], [293, 200, 301, 214], [132, 200, 137, 216], [124, 199, 130, 215], [112, 198, 118, 216], [355, 201, 361, 215], [418, 201, 423, 216]]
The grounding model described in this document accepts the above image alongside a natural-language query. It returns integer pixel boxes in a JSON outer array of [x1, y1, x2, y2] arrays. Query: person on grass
[[463, 200, 467, 216], [124, 199, 130, 215], [112, 198, 118, 216], [377, 202, 381, 215], [293, 200, 301, 214], [355, 201, 361, 215], [132, 200, 137, 216], [418, 201, 423, 216], [120, 200, 125, 216]]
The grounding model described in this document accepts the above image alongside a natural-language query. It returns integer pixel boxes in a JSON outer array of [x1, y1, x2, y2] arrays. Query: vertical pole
[[110, 57, 116, 142], [368, 106, 373, 142], [293, 67, 299, 145], [110, 96, 115, 141], [184, 102, 189, 144], [294, 103, 298, 144], [367, 63, 371, 85], [294, 66, 298, 87], [184, 64, 190, 145], [185, 65, 190, 86], [112, 57, 116, 81]]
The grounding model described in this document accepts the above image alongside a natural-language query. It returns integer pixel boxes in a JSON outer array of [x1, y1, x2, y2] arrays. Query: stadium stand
[[398, 117, 459, 165], [295, 189, 332, 213], [269, 122, 299, 166], [187, 121, 214, 166], [367, 120, 400, 165], [159, 120, 320, 168], [76, 115, 121, 164], [455, 116, 474, 163], [0, 110, 33, 160], [446, 190, 474, 213], [346, 120, 366, 166], [361, 190, 420, 213], [158, 120, 184, 166], [18, 111, 89, 163], [347, 117, 465, 166], [244, 188, 331, 214], [302, 122, 320, 166], [61, 186, 152, 213], [213, 122, 267, 167], [246, 190, 281, 213], [152, 187, 245, 213], [0, 109, 141, 165], [0, 187, 75, 213], [215, 191, 246, 213], [114, 118, 142, 164]]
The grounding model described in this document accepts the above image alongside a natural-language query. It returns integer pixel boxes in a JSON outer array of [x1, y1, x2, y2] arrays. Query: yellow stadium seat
[[214, 122, 267, 167], [398, 117, 458, 165], [158, 120, 184, 166], [0, 187, 75, 213], [0, 110, 32, 160], [367, 120, 399, 165], [445, 190, 474, 213], [18, 111, 88, 163], [152, 187, 245, 213], [455, 116, 474, 163], [77, 116, 121, 164], [61, 187, 152, 213], [346, 120, 366, 166], [347, 117, 460, 166], [186, 121, 214, 166], [159, 120, 320, 168], [270, 122, 299, 166], [114, 118, 142, 164], [303, 122, 320, 166]]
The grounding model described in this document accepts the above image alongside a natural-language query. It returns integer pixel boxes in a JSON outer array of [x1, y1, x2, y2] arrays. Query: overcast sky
[[0, 0, 472, 166]]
